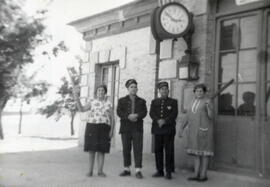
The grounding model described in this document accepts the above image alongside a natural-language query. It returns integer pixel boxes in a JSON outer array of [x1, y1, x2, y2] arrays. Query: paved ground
[[1, 147, 270, 187]]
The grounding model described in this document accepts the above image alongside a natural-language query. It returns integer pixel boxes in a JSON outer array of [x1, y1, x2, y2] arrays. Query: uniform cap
[[125, 79, 137, 88], [157, 81, 168, 89]]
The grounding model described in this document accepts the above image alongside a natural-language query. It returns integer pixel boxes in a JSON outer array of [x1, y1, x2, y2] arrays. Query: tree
[[39, 67, 80, 136], [15, 73, 49, 134], [0, 0, 47, 139]]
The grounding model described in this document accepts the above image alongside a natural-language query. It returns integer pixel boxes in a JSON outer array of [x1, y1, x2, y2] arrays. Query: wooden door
[[262, 9, 270, 176], [215, 11, 262, 174]]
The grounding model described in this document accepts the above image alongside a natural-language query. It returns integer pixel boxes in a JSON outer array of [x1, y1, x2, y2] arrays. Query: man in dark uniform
[[150, 81, 178, 179], [117, 79, 147, 179]]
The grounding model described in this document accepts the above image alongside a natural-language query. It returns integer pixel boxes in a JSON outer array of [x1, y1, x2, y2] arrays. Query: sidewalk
[[0, 147, 270, 187]]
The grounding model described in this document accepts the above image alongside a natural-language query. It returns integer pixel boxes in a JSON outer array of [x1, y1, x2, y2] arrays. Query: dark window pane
[[237, 84, 256, 116], [220, 19, 238, 50], [102, 68, 108, 85], [267, 84, 270, 117], [268, 14, 270, 47], [267, 14, 270, 81], [268, 47, 270, 81], [238, 50, 257, 82], [240, 16, 258, 49], [219, 52, 237, 83], [218, 84, 236, 115]]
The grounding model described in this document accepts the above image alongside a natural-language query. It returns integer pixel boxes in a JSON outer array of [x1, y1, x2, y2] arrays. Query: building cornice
[[68, 0, 157, 40]]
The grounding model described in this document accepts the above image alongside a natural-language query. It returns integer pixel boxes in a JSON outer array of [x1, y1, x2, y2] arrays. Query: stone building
[[69, 0, 270, 178]]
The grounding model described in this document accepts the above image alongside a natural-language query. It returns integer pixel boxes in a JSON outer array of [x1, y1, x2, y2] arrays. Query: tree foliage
[[16, 72, 50, 134], [0, 0, 47, 139], [0, 0, 46, 99], [39, 66, 81, 135], [40, 76, 78, 119]]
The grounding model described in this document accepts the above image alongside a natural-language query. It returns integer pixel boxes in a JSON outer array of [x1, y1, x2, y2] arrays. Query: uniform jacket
[[117, 95, 147, 133], [150, 97, 178, 135]]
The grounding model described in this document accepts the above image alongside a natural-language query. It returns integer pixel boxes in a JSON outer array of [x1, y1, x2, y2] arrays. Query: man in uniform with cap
[[150, 81, 178, 179], [117, 79, 147, 179]]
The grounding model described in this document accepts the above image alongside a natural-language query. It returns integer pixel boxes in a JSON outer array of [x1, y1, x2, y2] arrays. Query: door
[[215, 10, 264, 174], [263, 9, 270, 176], [98, 63, 120, 147]]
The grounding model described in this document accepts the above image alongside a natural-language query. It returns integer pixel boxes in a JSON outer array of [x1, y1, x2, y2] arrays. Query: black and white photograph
[[1, 0, 270, 186]]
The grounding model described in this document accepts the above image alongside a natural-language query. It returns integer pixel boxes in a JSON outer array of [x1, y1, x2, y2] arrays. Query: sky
[[2, 0, 136, 109], [22, 0, 136, 86]]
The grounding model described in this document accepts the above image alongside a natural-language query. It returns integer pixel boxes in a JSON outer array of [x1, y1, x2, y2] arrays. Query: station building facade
[[70, 0, 270, 178]]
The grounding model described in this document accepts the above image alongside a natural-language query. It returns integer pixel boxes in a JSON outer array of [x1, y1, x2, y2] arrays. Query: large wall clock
[[151, 2, 192, 41]]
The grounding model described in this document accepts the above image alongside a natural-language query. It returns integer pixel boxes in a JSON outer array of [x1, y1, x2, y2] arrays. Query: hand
[[128, 114, 138, 122], [205, 100, 211, 110], [109, 130, 114, 139], [73, 85, 80, 95], [178, 130, 183, 138], [157, 119, 165, 128], [164, 11, 182, 23]]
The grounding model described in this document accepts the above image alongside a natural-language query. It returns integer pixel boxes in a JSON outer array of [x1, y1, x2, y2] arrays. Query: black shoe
[[119, 170, 131, 176], [197, 177, 208, 182], [165, 172, 172, 179], [187, 176, 199, 181], [86, 172, 93, 177], [98, 172, 106, 177], [135, 171, 143, 179], [152, 171, 164, 177]]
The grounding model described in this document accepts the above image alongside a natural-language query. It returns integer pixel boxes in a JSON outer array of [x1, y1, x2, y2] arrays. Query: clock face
[[160, 4, 190, 35]]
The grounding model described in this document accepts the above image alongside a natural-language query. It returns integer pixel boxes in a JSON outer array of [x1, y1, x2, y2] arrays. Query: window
[[218, 15, 258, 116], [266, 13, 270, 117]]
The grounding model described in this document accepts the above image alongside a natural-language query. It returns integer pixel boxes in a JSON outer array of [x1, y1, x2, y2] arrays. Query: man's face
[[159, 86, 169, 98], [128, 83, 138, 95]]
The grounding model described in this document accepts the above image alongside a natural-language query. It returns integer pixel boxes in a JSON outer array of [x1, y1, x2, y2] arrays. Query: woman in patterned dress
[[178, 84, 213, 182], [73, 85, 115, 177]]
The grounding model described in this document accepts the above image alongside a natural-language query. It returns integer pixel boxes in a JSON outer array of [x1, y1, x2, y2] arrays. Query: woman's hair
[[193, 84, 207, 93], [95, 84, 107, 94]]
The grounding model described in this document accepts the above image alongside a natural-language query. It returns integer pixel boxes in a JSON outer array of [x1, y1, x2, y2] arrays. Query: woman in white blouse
[[74, 85, 115, 177]]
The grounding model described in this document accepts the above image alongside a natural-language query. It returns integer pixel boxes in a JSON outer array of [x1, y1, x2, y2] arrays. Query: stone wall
[[76, 0, 211, 169], [78, 27, 157, 153]]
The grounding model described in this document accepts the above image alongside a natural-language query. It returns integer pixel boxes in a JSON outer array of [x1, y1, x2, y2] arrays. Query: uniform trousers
[[154, 134, 175, 173], [121, 131, 143, 168]]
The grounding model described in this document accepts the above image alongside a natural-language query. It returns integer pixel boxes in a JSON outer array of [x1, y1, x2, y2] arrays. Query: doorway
[[214, 8, 270, 176], [97, 62, 120, 147]]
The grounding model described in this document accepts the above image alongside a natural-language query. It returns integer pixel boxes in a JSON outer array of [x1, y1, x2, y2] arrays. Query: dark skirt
[[84, 123, 111, 153]]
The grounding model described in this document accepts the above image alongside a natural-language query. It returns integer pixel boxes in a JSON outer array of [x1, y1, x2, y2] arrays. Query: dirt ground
[[1, 146, 270, 187], [1, 114, 270, 187]]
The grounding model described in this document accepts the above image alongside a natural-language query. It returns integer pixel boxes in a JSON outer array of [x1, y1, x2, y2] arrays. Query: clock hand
[[165, 11, 174, 21], [175, 19, 183, 23], [164, 11, 182, 23]]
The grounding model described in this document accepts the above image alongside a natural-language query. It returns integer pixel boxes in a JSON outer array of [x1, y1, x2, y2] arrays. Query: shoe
[[165, 172, 172, 180], [119, 170, 131, 176], [98, 172, 106, 177], [197, 177, 208, 182], [86, 172, 93, 177], [135, 171, 143, 179], [152, 171, 164, 177], [187, 176, 198, 181]]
